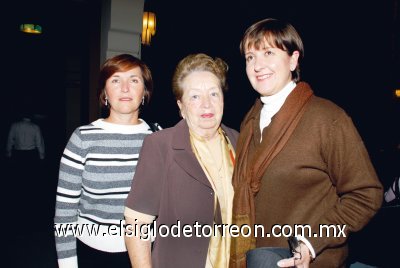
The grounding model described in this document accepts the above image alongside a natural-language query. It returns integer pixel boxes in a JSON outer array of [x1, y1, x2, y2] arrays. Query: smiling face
[[245, 39, 299, 96], [177, 71, 224, 139], [104, 66, 145, 122]]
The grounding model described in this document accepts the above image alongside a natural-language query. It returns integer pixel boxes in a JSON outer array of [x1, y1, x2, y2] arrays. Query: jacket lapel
[[172, 120, 212, 188]]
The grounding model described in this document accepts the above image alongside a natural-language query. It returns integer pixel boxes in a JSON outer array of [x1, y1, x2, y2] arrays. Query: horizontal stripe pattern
[[54, 119, 153, 264]]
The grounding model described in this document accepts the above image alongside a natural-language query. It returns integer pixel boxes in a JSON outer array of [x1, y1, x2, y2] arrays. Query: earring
[[142, 97, 145, 105], [105, 98, 108, 107]]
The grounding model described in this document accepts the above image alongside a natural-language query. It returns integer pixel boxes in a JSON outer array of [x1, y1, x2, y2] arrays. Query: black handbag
[[148, 122, 162, 132]]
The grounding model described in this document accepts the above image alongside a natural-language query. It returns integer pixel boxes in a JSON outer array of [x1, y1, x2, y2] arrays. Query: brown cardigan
[[125, 119, 239, 268], [232, 83, 383, 267]]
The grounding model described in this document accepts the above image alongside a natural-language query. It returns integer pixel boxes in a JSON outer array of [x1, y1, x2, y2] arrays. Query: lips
[[256, 73, 272, 80], [119, 98, 133, 101], [201, 113, 214, 118]]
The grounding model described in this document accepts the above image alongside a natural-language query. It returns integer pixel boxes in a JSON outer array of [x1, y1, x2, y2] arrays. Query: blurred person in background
[[6, 112, 45, 161]]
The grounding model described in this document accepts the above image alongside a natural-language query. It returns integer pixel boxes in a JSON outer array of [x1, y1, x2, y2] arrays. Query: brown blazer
[[125, 119, 239, 268], [235, 89, 383, 267]]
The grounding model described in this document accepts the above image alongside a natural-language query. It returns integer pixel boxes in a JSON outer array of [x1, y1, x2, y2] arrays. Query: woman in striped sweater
[[54, 54, 157, 268]]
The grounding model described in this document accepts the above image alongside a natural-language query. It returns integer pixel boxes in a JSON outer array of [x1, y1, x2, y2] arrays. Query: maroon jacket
[[125, 119, 239, 268]]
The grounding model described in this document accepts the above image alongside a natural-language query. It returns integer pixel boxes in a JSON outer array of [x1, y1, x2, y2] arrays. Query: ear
[[289, 51, 300, 72], [177, 100, 185, 118]]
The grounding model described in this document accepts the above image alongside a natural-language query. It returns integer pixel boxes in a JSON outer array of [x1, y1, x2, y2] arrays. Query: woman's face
[[177, 71, 224, 139], [244, 39, 299, 96], [105, 66, 145, 119]]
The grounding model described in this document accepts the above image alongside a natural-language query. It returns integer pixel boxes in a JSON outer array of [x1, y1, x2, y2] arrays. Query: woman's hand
[[277, 242, 312, 268]]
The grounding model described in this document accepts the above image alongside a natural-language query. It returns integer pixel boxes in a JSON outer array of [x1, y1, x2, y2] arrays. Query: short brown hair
[[99, 54, 153, 108], [172, 53, 229, 101], [240, 18, 304, 82]]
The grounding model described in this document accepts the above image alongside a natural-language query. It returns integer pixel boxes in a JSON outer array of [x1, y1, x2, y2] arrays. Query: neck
[[105, 112, 140, 125], [191, 128, 220, 141]]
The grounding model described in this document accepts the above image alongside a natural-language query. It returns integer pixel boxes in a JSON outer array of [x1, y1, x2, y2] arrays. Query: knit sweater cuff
[[297, 235, 316, 259], [58, 256, 78, 268]]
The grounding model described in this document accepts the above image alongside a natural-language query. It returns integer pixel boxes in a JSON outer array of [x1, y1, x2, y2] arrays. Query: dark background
[[3, 0, 400, 266], [5, 0, 400, 143]]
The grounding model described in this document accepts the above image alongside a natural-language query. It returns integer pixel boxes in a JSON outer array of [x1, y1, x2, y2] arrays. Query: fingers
[[277, 257, 296, 267], [277, 253, 309, 268]]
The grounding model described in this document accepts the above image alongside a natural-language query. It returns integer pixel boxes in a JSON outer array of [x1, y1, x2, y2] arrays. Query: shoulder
[[142, 119, 191, 150], [306, 96, 349, 123], [9, 122, 18, 129], [301, 96, 360, 142], [139, 123, 182, 158], [221, 124, 239, 139], [143, 122, 179, 142], [28, 121, 40, 128], [65, 121, 99, 142], [220, 124, 239, 149], [75, 121, 97, 134]]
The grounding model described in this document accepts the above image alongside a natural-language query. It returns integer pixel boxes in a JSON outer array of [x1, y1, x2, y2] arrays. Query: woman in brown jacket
[[124, 53, 239, 268], [229, 18, 383, 268]]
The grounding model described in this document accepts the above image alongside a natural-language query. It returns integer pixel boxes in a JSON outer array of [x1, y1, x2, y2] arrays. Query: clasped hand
[[277, 243, 312, 268]]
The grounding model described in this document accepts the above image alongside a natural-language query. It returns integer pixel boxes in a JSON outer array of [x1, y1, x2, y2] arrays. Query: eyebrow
[[111, 74, 142, 78], [246, 45, 274, 52], [187, 86, 220, 91]]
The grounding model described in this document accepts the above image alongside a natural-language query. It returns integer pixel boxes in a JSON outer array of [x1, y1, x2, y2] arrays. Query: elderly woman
[[124, 53, 239, 268]]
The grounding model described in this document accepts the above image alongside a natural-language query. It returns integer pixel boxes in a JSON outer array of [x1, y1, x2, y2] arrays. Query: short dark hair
[[99, 54, 153, 108], [240, 18, 304, 82]]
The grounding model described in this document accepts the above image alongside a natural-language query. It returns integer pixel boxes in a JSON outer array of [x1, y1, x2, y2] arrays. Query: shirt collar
[[260, 81, 296, 106]]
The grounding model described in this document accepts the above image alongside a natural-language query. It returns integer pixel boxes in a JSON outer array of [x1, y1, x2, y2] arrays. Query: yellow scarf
[[190, 128, 236, 268]]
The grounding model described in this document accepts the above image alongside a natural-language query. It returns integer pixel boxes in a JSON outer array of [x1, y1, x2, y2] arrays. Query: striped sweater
[[54, 119, 154, 268]]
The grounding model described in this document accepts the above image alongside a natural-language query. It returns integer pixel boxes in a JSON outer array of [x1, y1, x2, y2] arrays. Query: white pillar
[[101, 0, 144, 63], [87, 0, 144, 122]]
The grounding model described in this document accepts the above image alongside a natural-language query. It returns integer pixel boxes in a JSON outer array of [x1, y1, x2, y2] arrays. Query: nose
[[120, 81, 130, 92], [254, 57, 266, 72], [201, 95, 211, 108]]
